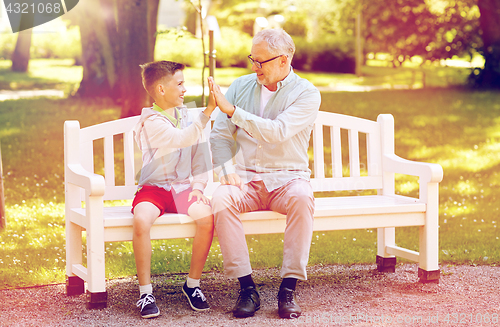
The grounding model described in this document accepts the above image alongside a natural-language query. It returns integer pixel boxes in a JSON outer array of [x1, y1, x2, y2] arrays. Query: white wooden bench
[[64, 109, 443, 309]]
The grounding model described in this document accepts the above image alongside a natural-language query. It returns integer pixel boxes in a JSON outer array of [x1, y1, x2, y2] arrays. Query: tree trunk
[[11, 30, 32, 72], [74, 0, 158, 116], [117, 0, 155, 118], [475, 0, 500, 87], [148, 0, 160, 61], [11, 3, 34, 72], [76, 0, 120, 100]]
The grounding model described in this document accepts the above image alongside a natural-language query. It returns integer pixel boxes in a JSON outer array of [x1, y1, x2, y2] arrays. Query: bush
[[215, 27, 252, 68], [0, 29, 17, 59], [0, 23, 81, 62], [282, 12, 310, 37], [30, 25, 82, 62], [155, 30, 204, 67], [155, 28, 252, 69], [292, 35, 355, 74]]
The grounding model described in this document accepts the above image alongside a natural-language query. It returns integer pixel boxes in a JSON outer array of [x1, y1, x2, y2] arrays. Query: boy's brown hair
[[140, 60, 185, 97]]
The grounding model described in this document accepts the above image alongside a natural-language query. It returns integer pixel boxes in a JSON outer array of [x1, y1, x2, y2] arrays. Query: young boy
[[132, 61, 216, 318]]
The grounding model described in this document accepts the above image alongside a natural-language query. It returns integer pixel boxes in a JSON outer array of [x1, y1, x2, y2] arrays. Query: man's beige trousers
[[211, 179, 314, 280]]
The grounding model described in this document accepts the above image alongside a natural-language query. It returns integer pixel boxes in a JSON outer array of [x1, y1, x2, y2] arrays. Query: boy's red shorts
[[131, 185, 197, 215]]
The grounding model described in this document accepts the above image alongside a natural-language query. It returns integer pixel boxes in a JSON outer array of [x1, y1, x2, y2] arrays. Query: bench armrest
[[66, 163, 105, 197], [383, 153, 443, 183]]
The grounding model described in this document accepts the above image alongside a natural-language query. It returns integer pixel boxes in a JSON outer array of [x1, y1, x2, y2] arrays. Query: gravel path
[[1, 264, 499, 326]]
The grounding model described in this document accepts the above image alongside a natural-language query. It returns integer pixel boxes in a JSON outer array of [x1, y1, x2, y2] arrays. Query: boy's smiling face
[[155, 70, 186, 110]]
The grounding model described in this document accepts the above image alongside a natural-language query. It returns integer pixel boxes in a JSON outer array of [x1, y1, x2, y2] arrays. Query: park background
[[0, 0, 499, 290]]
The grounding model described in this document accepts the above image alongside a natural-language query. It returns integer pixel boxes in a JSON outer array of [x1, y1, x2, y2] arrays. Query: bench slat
[[348, 129, 360, 177], [81, 195, 425, 230], [124, 131, 135, 186], [104, 135, 115, 187], [88, 195, 426, 242], [313, 123, 325, 178], [331, 126, 342, 178], [310, 176, 383, 191]]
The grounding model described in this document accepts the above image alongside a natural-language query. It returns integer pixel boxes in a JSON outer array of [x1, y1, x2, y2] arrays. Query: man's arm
[[231, 87, 321, 144], [209, 82, 238, 178], [211, 80, 321, 144]]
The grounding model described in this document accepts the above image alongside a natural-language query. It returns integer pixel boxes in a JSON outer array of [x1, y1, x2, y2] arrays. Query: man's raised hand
[[208, 77, 236, 117]]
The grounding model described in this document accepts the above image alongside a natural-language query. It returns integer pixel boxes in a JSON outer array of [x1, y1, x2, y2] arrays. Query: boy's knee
[[188, 202, 213, 221], [133, 218, 150, 237]]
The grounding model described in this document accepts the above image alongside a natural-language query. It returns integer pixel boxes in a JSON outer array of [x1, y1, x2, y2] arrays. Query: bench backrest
[[65, 109, 393, 202]]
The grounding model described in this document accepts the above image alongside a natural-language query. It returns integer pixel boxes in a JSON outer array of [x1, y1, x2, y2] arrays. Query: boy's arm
[[190, 133, 210, 192], [144, 112, 210, 150]]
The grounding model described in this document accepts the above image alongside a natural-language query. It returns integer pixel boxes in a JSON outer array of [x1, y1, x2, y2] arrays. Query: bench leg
[[418, 183, 440, 283], [418, 268, 440, 283], [376, 255, 396, 273], [87, 291, 108, 309], [66, 276, 85, 296], [85, 196, 108, 309], [376, 227, 396, 273]]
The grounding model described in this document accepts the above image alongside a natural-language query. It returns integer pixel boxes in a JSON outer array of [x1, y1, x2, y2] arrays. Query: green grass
[[1, 60, 499, 289], [0, 59, 82, 95]]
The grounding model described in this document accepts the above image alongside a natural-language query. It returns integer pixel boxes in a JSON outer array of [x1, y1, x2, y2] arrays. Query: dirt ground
[[1, 263, 499, 327]]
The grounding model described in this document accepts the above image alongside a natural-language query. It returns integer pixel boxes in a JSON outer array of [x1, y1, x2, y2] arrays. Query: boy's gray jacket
[[133, 106, 211, 193]]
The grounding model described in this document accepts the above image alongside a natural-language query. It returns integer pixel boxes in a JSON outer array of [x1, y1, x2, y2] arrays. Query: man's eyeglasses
[[247, 55, 283, 69]]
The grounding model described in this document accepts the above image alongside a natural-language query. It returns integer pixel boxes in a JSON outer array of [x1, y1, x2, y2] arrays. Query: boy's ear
[[156, 83, 165, 96]]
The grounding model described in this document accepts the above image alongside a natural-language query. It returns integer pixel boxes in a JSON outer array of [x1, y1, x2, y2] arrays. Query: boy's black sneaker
[[182, 282, 210, 311], [136, 293, 160, 319]]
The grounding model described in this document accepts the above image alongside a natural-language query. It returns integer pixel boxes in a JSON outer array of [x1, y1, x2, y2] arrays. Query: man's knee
[[287, 180, 314, 205], [211, 184, 241, 214]]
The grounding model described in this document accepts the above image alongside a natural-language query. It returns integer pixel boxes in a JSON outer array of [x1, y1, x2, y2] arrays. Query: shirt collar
[[274, 67, 296, 91], [152, 103, 181, 129]]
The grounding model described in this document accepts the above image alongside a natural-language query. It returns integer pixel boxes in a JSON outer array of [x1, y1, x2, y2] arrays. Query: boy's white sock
[[187, 277, 200, 288], [139, 284, 153, 297]]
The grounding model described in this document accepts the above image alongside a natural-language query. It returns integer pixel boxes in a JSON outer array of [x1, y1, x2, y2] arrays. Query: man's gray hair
[[253, 29, 295, 60]]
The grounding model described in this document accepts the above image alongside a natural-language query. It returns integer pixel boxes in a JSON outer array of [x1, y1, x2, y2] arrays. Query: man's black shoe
[[232, 285, 260, 318], [278, 287, 301, 319]]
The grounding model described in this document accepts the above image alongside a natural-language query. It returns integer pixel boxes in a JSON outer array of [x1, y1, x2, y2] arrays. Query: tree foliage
[[363, 0, 481, 65]]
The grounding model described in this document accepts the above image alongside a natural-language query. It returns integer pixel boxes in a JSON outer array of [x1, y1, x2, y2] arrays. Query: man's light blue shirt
[[210, 69, 321, 191]]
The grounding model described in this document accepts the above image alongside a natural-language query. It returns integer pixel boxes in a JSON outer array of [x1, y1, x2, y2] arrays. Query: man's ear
[[280, 55, 288, 66]]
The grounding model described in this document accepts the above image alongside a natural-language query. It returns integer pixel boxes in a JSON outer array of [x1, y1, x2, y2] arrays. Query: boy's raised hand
[[203, 77, 217, 116]]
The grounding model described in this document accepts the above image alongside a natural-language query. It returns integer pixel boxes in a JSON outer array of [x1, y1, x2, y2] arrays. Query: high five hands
[[208, 77, 236, 117]]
